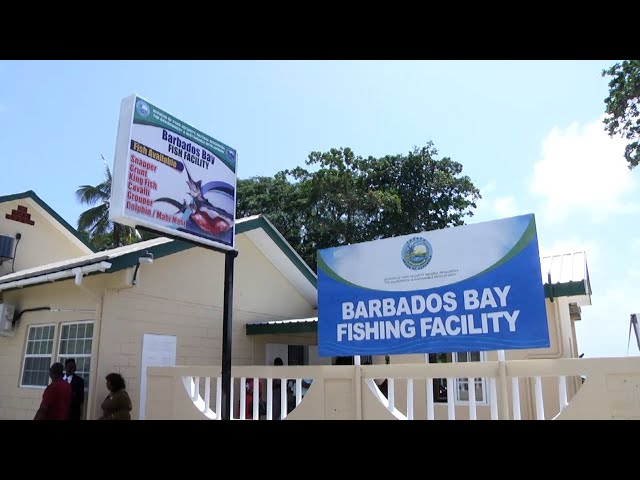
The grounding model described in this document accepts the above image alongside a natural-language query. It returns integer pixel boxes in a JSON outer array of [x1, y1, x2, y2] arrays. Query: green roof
[[541, 252, 592, 300], [0, 190, 95, 252], [246, 317, 318, 335], [543, 281, 589, 299]]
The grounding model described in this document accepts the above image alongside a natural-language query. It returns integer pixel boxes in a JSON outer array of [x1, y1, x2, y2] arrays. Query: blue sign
[[317, 214, 550, 356]]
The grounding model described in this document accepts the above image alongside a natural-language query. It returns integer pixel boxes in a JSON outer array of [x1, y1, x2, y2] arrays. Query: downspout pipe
[[70, 263, 110, 420]]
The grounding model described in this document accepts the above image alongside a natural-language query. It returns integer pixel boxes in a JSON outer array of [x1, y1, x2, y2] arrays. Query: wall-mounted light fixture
[[132, 251, 154, 285]]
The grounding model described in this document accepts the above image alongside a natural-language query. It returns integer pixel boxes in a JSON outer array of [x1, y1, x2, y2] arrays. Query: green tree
[[237, 142, 481, 271], [286, 147, 403, 267], [367, 142, 480, 236], [237, 171, 306, 245], [603, 60, 640, 169], [76, 158, 139, 250]]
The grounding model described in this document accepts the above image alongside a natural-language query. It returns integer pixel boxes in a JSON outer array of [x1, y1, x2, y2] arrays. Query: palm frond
[[90, 213, 111, 239], [77, 157, 139, 249], [102, 156, 112, 185], [77, 204, 109, 232], [76, 185, 109, 205], [96, 179, 111, 199]]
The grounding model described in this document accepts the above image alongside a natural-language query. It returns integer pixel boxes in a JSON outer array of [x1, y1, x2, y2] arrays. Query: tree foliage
[[237, 142, 481, 271], [603, 60, 640, 169], [76, 157, 140, 250]]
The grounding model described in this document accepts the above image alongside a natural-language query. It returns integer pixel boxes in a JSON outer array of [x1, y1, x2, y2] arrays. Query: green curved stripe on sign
[[462, 216, 537, 283], [317, 216, 537, 292]]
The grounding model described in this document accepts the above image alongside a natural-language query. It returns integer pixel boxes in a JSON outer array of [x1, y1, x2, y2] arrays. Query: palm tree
[[76, 157, 139, 249]]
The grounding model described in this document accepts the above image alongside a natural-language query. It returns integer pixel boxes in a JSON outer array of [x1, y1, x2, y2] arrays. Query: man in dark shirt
[[64, 358, 85, 420], [34, 363, 72, 420]]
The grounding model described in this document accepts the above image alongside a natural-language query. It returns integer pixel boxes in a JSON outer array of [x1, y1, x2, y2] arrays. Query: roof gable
[[0, 191, 95, 253]]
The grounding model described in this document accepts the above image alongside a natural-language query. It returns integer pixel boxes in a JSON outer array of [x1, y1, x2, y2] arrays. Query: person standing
[[33, 363, 72, 420], [244, 377, 255, 419], [272, 357, 283, 419], [98, 373, 132, 420], [63, 358, 85, 420]]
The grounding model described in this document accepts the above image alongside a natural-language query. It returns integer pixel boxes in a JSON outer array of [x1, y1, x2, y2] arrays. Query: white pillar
[[512, 377, 521, 420], [534, 376, 545, 420], [407, 379, 414, 420]]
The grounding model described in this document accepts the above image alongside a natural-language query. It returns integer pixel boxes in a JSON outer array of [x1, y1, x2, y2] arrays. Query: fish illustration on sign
[[154, 163, 235, 237]]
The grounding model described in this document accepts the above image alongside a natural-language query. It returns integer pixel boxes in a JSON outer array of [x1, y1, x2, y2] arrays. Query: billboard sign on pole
[[110, 94, 237, 250]]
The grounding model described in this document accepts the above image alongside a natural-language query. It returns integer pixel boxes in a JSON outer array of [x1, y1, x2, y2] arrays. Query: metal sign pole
[[136, 226, 238, 420], [221, 250, 237, 420]]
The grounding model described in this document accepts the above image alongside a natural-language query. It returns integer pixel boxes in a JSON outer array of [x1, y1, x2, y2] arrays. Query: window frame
[[56, 320, 94, 386], [19, 323, 57, 389], [429, 351, 489, 406], [452, 351, 489, 405]]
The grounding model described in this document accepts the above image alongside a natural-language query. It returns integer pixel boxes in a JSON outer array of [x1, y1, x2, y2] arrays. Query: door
[[266, 343, 288, 366], [139, 334, 177, 420]]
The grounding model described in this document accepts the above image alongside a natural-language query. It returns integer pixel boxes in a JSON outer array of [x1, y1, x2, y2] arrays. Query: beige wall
[[0, 277, 102, 420], [92, 234, 316, 420], [145, 365, 357, 420], [0, 232, 316, 420], [0, 198, 89, 275]]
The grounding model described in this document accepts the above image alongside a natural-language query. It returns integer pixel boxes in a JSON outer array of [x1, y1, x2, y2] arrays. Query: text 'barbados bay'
[[337, 286, 520, 342]]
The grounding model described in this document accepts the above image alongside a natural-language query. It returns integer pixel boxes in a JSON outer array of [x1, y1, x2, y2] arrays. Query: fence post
[[355, 355, 363, 420], [497, 350, 510, 420]]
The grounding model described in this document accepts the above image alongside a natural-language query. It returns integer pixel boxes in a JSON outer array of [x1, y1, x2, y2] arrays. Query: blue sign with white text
[[317, 214, 550, 356]]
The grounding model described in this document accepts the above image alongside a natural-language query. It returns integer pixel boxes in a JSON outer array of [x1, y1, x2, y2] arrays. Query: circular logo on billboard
[[136, 99, 151, 118], [402, 237, 432, 270], [226, 147, 236, 163]]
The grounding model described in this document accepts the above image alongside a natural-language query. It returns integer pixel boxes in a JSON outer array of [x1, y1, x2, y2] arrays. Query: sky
[[0, 60, 637, 359]]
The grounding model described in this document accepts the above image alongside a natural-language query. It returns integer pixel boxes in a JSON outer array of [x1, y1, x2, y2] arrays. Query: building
[[0, 191, 316, 420], [4, 190, 632, 421]]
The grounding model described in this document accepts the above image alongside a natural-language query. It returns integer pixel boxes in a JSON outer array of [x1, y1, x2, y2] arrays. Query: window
[[21, 325, 56, 387], [332, 355, 373, 365], [453, 351, 487, 404], [429, 351, 488, 405], [429, 353, 450, 402], [57, 322, 93, 385]]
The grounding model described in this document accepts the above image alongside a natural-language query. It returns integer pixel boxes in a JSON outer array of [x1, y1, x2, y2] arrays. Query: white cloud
[[475, 187, 530, 222], [530, 117, 637, 222], [482, 181, 496, 194], [566, 235, 640, 358], [575, 279, 640, 358], [628, 267, 640, 280], [473, 181, 497, 221], [475, 181, 512, 220], [494, 196, 518, 218]]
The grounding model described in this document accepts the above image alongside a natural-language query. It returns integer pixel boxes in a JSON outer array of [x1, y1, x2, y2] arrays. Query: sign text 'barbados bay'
[[317, 214, 550, 356]]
